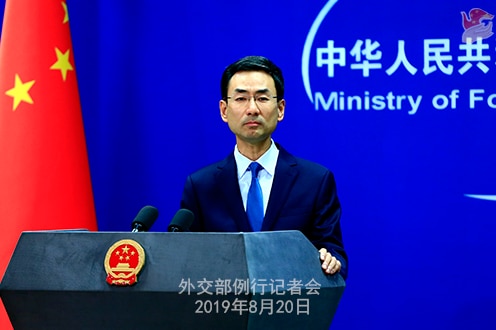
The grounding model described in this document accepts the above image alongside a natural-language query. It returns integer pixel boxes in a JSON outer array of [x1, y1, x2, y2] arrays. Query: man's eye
[[257, 97, 270, 103], [235, 97, 248, 102]]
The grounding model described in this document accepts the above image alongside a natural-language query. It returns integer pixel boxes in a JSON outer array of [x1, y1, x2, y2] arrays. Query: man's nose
[[246, 97, 260, 115]]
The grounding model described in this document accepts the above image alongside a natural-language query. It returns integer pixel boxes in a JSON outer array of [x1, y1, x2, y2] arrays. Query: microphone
[[167, 209, 194, 232], [131, 205, 159, 232]]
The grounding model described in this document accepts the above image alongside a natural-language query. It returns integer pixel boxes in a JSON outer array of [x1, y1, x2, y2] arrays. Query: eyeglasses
[[226, 93, 278, 109]]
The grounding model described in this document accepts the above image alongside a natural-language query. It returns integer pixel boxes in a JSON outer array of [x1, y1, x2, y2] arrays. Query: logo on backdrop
[[301, 1, 496, 115], [461, 8, 494, 43], [301, 1, 496, 202]]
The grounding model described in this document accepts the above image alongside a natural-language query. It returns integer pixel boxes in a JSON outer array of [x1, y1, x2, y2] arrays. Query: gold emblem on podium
[[104, 239, 145, 286]]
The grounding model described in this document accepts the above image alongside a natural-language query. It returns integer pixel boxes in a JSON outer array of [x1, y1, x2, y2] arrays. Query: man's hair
[[220, 56, 284, 101]]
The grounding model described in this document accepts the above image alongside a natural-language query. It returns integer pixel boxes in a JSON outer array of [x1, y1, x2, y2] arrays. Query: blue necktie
[[246, 162, 263, 231]]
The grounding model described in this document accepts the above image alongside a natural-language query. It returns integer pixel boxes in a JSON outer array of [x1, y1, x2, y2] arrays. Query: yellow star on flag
[[50, 47, 73, 81], [62, 1, 69, 24], [5, 74, 36, 111]]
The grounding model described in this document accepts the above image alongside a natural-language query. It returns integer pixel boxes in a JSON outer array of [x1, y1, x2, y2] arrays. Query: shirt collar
[[234, 140, 279, 179]]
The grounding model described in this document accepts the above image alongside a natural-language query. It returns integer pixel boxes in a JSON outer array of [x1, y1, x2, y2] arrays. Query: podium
[[0, 230, 345, 329]]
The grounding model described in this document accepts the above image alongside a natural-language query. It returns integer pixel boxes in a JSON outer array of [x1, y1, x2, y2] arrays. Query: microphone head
[[167, 209, 194, 232], [131, 205, 159, 232]]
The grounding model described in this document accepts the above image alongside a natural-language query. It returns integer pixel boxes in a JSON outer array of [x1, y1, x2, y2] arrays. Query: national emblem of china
[[104, 239, 145, 286]]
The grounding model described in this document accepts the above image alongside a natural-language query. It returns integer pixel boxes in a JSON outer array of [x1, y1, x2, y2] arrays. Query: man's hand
[[319, 248, 341, 275]]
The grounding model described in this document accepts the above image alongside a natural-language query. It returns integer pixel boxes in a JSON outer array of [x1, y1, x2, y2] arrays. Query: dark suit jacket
[[181, 144, 348, 279]]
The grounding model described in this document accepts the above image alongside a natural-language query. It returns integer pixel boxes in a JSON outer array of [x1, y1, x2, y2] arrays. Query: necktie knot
[[249, 162, 262, 177]]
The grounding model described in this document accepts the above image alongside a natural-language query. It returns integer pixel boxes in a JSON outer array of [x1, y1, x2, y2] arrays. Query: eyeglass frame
[[224, 93, 279, 110]]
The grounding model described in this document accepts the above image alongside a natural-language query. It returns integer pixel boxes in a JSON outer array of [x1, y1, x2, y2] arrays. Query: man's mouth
[[244, 120, 260, 127]]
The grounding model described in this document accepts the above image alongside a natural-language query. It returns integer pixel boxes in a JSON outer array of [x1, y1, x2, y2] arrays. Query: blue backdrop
[[2, 0, 496, 329]]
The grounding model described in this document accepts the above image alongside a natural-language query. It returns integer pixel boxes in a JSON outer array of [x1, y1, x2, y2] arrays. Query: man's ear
[[219, 99, 228, 122], [277, 99, 285, 122]]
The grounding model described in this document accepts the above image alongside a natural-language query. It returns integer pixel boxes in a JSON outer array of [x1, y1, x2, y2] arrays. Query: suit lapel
[[216, 154, 253, 232], [262, 146, 298, 231]]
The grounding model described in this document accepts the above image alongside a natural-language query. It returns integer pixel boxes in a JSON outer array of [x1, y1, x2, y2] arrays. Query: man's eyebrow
[[233, 88, 248, 94], [233, 88, 271, 94]]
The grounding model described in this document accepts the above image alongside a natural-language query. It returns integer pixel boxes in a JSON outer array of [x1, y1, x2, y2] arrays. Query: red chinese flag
[[0, 1, 98, 327]]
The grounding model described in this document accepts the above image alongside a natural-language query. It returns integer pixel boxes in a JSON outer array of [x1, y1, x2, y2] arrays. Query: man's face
[[219, 71, 285, 146]]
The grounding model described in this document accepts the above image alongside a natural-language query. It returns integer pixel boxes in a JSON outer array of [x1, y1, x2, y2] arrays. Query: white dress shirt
[[234, 140, 279, 215]]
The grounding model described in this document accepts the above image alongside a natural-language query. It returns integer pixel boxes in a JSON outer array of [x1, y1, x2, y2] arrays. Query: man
[[180, 56, 347, 279]]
